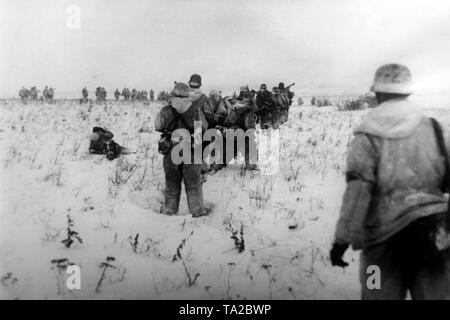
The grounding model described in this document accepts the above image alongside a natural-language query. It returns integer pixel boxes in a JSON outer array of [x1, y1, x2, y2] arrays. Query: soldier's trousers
[[360, 220, 450, 300], [259, 113, 273, 129], [272, 110, 281, 129], [279, 109, 289, 124], [161, 152, 205, 216]]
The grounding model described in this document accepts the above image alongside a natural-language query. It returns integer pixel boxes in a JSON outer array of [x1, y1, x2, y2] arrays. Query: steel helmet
[[188, 74, 202, 88], [171, 82, 190, 98], [370, 63, 413, 94], [209, 90, 221, 97]]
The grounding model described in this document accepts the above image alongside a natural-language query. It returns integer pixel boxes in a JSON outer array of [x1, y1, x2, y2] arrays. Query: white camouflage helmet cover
[[370, 63, 413, 94]]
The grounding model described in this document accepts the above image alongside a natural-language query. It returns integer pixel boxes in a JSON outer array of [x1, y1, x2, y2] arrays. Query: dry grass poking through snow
[[1, 99, 450, 299]]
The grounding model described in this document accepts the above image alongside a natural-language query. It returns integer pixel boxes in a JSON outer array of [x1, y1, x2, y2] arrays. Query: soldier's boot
[[161, 175, 181, 215], [211, 163, 225, 172], [161, 186, 181, 216], [186, 185, 210, 218], [183, 164, 209, 218], [244, 163, 258, 171], [200, 162, 209, 183]]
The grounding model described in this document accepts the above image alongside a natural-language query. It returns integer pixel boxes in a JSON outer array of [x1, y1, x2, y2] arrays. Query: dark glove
[[330, 242, 349, 268]]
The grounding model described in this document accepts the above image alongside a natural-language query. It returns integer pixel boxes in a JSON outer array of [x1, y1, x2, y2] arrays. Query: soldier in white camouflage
[[331, 63, 450, 300]]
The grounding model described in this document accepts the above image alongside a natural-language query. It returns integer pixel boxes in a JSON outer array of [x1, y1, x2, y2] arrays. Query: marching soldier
[[204, 90, 228, 128], [203, 90, 229, 172], [131, 88, 137, 102], [276, 82, 293, 123], [30, 86, 38, 101], [223, 85, 258, 170], [122, 88, 129, 100], [255, 84, 274, 129], [43, 86, 49, 102], [236, 85, 254, 103], [271, 87, 282, 128], [150, 89, 155, 102], [82, 87, 89, 103], [19, 87, 29, 103], [114, 89, 121, 101]]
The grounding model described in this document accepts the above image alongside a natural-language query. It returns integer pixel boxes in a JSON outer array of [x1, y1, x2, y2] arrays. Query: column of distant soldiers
[[19, 86, 55, 103], [19, 85, 294, 107], [81, 87, 163, 103], [18, 86, 165, 104]]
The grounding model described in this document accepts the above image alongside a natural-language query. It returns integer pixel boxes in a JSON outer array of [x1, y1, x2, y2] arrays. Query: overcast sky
[[1, 0, 450, 98]]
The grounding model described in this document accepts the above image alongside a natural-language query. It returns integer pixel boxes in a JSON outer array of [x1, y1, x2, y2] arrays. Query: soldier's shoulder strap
[[430, 118, 450, 191]]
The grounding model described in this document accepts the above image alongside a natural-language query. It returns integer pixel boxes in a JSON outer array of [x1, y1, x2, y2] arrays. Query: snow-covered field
[[1, 97, 449, 300]]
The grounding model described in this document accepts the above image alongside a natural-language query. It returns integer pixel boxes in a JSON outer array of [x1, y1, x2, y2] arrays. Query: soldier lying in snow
[[89, 127, 134, 160]]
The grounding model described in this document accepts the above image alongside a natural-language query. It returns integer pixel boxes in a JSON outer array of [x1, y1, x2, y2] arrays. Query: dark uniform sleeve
[[334, 133, 377, 249], [202, 100, 216, 125]]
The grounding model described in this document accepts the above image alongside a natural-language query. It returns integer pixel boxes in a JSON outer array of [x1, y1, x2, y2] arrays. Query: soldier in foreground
[[155, 82, 210, 218], [330, 63, 450, 299]]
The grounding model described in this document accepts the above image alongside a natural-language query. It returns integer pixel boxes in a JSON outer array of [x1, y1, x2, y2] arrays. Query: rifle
[[284, 83, 295, 91]]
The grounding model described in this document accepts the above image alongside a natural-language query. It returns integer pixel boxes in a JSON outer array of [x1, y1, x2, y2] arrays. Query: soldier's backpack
[[156, 106, 180, 155], [156, 100, 208, 155], [429, 118, 450, 252], [225, 101, 257, 130], [396, 118, 450, 264]]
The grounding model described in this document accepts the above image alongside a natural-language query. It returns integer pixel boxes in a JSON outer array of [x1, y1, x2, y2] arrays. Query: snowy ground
[[1, 97, 449, 300]]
